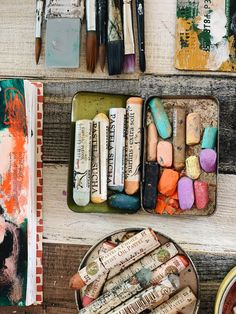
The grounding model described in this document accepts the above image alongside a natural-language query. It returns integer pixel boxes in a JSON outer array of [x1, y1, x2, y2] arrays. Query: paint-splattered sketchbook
[[175, 0, 236, 71], [0, 79, 43, 306]]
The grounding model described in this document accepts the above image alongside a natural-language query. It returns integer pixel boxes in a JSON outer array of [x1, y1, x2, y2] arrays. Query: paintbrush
[[107, 0, 124, 75], [86, 0, 98, 72], [135, 0, 145, 72], [35, 0, 44, 64], [123, 0, 135, 73], [97, 0, 108, 71]]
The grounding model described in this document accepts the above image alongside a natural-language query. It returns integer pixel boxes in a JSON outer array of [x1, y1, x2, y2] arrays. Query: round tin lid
[[75, 228, 200, 313]]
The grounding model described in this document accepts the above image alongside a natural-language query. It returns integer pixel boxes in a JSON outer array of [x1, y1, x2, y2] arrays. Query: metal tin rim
[[75, 227, 200, 313]]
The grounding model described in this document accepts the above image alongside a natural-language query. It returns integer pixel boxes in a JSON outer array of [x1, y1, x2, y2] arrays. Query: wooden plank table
[[1, 1, 236, 313]]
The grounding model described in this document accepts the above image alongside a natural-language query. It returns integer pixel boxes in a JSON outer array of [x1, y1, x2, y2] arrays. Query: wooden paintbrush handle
[[123, 0, 135, 54], [135, 0, 145, 71], [97, 0, 107, 45], [86, 0, 96, 31]]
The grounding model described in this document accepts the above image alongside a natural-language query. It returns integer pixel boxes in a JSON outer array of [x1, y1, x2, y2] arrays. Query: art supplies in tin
[[68, 92, 218, 216], [71, 228, 199, 314], [0, 79, 44, 306], [175, 0, 236, 72]]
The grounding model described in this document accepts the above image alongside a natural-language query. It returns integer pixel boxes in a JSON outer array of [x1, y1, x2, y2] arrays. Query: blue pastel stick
[[201, 127, 218, 149], [108, 194, 140, 212], [148, 98, 172, 139]]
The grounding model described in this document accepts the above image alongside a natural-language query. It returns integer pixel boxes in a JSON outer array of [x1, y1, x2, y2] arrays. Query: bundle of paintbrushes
[[85, 0, 146, 74], [69, 228, 199, 313], [72, 97, 143, 211]]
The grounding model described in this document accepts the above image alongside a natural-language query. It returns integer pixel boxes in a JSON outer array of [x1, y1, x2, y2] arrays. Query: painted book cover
[[0, 79, 43, 306], [175, 0, 236, 71]]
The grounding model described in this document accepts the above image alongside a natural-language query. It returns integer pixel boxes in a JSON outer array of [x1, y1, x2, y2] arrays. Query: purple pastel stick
[[178, 177, 194, 210], [199, 149, 217, 173]]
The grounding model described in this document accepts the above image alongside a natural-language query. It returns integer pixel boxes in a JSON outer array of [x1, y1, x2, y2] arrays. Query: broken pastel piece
[[202, 127, 218, 149], [143, 162, 159, 209], [125, 97, 143, 195], [194, 181, 209, 209], [73, 120, 93, 206], [158, 169, 179, 196], [91, 113, 109, 204], [157, 141, 173, 167], [186, 113, 201, 145], [186, 156, 201, 180], [178, 177, 194, 210], [147, 122, 158, 161], [173, 107, 186, 170], [199, 149, 217, 173], [108, 193, 140, 212], [149, 97, 172, 139]]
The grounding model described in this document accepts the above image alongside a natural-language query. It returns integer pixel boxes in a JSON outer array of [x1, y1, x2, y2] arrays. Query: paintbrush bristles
[[99, 44, 106, 71], [35, 38, 42, 65], [86, 32, 98, 73], [123, 54, 135, 73]]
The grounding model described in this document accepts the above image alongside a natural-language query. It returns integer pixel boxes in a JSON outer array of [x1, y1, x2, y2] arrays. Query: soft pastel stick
[[149, 98, 172, 139], [143, 162, 159, 209], [104, 242, 178, 292], [147, 122, 158, 161], [109, 275, 180, 314], [194, 181, 209, 209], [69, 228, 160, 290], [178, 177, 194, 210], [108, 193, 140, 212], [158, 169, 179, 197], [186, 156, 201, 180], [152, 287, 197, 314], [91, 113, 109, 204], [173, 107, 186, 170], [202, 127, 218, 149], [82, 241, 116, 307], [157, 141, 173, 167], [125, 97, 143, 195], [73, 120, 92, 206], [200, 148, 217, 173], [186, 113, 201, 145], [108, 108, 126, 192]]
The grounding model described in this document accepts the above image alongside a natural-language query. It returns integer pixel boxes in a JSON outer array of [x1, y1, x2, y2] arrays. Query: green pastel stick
[[201, 127, 218, 149]]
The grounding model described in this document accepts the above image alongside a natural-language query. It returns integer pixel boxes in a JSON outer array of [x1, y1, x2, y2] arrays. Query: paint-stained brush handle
[[97, 0, 107, 45], [135, 0, 145, 72]]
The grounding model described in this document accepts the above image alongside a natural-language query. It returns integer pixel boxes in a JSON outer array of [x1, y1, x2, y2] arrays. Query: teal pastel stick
[[108, 194, 140, 212], [201, 127, 218, 149], [148, 98, 172, 139]]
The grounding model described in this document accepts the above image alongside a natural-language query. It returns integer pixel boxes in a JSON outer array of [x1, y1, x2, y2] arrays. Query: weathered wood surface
[[43, 76, 236, 173], [1, 244, 236, 314], [2, 0, 236, 79]]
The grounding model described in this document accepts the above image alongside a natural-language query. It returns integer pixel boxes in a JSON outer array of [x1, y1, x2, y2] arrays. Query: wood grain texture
[[1, 244, 236, 314], [43, 164, 236, 254], [42, 76, 236, 174], [2, 0, 236, 79]]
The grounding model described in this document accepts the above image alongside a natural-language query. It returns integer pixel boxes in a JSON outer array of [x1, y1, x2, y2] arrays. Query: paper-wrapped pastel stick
[[108, 108, 126, 192], [104, 242, 178, 291], [173, 107, 185, 170], [150, 255, 189, 285], [69, 228, 160, 290], [149, 98, 172, 139], [108, 275, 180, 314], [73, 120, 93, 206], [152, 287, 197, 314], [82, 241, 116, 307], [91, 113, 109, 204], [125, 97, 143, 195]]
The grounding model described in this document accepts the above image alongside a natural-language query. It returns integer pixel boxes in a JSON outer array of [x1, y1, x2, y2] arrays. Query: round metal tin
[[215, 266, 236, 314], [75, 228, 200, 313]]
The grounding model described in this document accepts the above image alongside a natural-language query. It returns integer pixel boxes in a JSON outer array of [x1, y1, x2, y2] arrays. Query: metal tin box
[[75, 228, 200, 313], [67, 92, 219, 216]]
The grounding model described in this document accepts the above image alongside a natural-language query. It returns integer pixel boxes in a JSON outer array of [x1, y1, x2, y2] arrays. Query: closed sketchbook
[[0, 79, 43, 306], [175, 0, 236, 72]]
